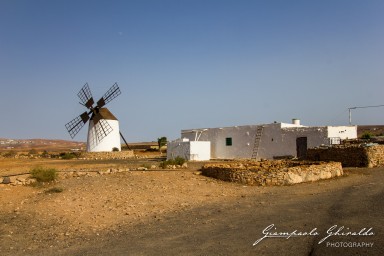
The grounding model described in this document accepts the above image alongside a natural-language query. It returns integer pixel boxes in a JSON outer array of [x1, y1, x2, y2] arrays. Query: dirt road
[[0, 166, 383, 255]]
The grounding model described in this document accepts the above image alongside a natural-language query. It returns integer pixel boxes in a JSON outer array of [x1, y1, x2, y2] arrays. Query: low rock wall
[[365, 146, 384, 167], [79, 151, 134, 160], [307, 144, 384, 167], [201, 160, 342, 186], [0, 166, 148, 186]]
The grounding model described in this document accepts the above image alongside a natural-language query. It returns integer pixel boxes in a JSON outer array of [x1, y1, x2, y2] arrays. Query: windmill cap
[[93, 108, 118, 121]]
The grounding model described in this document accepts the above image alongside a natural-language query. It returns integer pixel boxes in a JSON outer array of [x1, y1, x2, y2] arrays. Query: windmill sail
[[65, 112, 90, 138], [97, 83, 121, 107]]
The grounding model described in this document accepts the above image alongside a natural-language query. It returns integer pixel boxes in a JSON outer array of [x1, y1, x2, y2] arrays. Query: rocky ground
[[0, 158, 383, 255]]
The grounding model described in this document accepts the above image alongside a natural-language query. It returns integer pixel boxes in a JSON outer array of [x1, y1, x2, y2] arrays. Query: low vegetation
[[157, 137, 167, 151], [361, 132, 373, 140], [30, 167, 58, 182], [41, 150, 50, 158], [160, 157, 186, 169], [59, 152, 78, 159], [3, 150, 17, 158], [45, 187, 64, 193]]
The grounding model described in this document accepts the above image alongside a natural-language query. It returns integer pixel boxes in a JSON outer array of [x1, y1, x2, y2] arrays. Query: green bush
[[30, 167, 58, 182], [174, 156, 186, 165], [41, 150, 50, 158], [158, 137, 167, 151], [112, 147, 120, 152], [361, 132, 373, 140], [59, 152, 77, 159], [160, 157, 186, 169]]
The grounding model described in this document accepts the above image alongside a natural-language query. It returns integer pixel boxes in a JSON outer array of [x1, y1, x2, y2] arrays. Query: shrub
[[160, 156, 186, 169], [361, 132, 373, 140], [59, 152, 77, 159], [45, 187, 64, 193], [3, 150, 17, 158], [174, 156, 186, 165], [41, 150, 50, 158], [30, 167, 58, 182], [112, 147, 120, 152], [158, 137, 167, 151]]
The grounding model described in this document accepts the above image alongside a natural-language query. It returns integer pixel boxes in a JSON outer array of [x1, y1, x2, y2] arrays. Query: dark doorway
[[296, 137, 308, 159]]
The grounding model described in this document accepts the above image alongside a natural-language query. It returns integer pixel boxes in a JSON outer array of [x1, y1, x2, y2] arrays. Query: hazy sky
[[1, 0, 383, 142]]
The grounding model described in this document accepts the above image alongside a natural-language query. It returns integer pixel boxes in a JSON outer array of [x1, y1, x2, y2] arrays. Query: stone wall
[[307, 144, 384, 168], [363, 145, 384, 167], [79, 150, 134, 160], [201, 160, 342, 186]]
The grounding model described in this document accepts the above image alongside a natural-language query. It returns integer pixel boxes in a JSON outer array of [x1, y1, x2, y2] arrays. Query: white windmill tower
[[65, 83, 128, 152]]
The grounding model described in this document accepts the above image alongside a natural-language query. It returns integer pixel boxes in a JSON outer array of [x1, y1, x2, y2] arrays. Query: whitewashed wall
[[167, 140, 210, 161], [190, 141, 211, 160], [181, 123, 357, 160], [327, 126, 357, 140], [266, 126, 329, 159], [87, 120, 121, 152]]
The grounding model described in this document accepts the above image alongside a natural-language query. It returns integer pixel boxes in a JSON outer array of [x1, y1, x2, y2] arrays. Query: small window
[[226, 137, 232, 146]]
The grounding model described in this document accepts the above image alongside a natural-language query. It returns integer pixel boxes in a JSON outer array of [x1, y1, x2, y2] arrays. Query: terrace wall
[[80, 150, 134, 160], [307, 144, 384, 167], [201, 160, 342, 186]]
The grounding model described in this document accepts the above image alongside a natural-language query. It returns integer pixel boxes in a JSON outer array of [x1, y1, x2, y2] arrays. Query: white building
[[167, 139, 210, 161], [169, 119, 357, 160]]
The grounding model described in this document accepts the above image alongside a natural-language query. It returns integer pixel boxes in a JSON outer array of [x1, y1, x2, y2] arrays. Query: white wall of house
[[167, 139, 210, 161], [86, 119, 121, 152], [327, 126, 357, 140], [179, 122, 357, 160]]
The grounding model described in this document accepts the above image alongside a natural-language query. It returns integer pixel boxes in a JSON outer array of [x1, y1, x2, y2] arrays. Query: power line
[[348, 104, 384, 125]]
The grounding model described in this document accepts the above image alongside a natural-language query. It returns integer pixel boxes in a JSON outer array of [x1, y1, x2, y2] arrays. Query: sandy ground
[[0, 160, 383, 255]]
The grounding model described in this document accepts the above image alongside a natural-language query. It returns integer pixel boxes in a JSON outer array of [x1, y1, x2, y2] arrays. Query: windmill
[[65, 83, 128, 152]]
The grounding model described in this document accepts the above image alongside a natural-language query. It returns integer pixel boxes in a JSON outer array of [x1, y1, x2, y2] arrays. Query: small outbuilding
[[167, 139, 210, 161], [169, 119, 357, 160]]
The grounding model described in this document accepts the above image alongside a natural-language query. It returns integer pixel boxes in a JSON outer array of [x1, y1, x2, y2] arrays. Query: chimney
[[292, 118, 300, 125]]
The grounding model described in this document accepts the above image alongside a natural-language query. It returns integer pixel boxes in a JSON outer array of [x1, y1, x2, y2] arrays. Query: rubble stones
[[1, 168, 136, 186], [201, 160, 343, 186], [2, 176, 10, 184]]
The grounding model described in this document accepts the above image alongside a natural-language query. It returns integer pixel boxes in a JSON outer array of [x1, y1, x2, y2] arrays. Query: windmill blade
[[94, 118, 113, 142], [77, 83, 94, 108], [97, 83, 121, 107], [65, 112, 90, 138]]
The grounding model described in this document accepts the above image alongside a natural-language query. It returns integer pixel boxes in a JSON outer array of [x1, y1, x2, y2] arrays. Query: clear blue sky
[[1, 0, 383, 142]]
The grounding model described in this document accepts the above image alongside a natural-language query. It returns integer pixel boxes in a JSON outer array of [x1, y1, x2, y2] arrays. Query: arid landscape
[[0, 140, 383, 255]]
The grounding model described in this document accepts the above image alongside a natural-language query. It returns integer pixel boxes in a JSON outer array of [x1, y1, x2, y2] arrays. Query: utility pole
[[348, 105, 384, 125]]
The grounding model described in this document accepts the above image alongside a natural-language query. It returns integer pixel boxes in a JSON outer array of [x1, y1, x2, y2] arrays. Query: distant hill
[[0, 138, 85, 152], [0, 138, 159, 152], [357, 125, 384, 137]]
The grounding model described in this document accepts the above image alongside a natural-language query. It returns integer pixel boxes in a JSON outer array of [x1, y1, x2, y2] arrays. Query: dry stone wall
[[307, 144, 384, 168], [365, 145, 384, 167], [201, 160, 342, 186], [79, 150, 134, 160]]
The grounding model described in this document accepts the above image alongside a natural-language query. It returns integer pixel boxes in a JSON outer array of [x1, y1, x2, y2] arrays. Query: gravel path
[[0, 167, 383, 255]]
